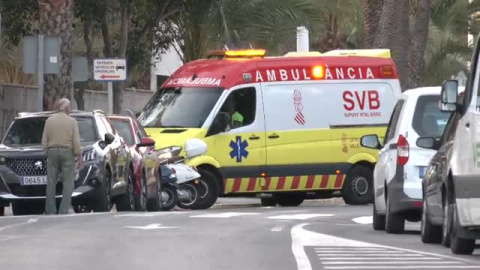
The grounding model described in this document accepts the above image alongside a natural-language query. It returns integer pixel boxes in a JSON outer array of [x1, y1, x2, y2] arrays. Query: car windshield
[[2, 116, 98, 146], [110, 118, 135, 145], [138, 87, 224, 128], [412, 95, 452, 138]]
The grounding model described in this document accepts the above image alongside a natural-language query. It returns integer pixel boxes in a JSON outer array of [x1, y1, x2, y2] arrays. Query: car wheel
[[450, 203, 475, 255], [342, 166, 373, 205], [442, 202, 452, 247], [73, 204, 93, 213], [189, 169, 219, 210], [177, 183, 199, 210], [116, 170, 135, 212], [135, 173, 148, 212], [421, 199, 442, 243], [12, 201, 44, 216], [94, 169, 112, 212], [372, 202, 386, 231], [385, 195, 405, 234], [276, 193, 305, 207], [161, 185, 178, 211], [261, 197, 277, 207], [147, 178, 162, 211]]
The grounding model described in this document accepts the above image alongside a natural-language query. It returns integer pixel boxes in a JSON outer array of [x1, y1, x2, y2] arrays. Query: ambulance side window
[[384, 100, 404, 145], [220, 87, 256, 130]]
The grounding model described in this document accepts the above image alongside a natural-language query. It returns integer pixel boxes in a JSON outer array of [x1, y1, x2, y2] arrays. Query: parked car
[[108, 113, 162, 211], [419, 79, 480, 255], [0, 110, 136, 215], [361, 87, 453, 234]]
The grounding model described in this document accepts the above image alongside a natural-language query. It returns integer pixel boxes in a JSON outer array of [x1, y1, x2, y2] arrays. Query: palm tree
[[421, 0, 480, 86], [38, 0, 75, 110]]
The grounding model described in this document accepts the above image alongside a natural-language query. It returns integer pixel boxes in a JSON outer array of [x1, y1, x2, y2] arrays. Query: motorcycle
[[159, 163, 201, 211]]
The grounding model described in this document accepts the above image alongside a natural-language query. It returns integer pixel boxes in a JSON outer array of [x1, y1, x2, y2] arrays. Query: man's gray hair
[[57, 98, 71, 112]]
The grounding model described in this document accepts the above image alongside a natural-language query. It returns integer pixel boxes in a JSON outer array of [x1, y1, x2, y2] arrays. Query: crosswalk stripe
[[320, 257, 441, 261], [322, 261, 461, 265], [323, 266, 480, 269], [317, 254, 424, 257]]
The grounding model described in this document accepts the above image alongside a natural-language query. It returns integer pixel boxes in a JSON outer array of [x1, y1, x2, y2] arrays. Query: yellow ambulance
[[137, 49, 401, 209]]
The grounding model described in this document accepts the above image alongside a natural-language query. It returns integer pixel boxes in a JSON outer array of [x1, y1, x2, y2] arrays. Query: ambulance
[[137, 48, 402, 209]]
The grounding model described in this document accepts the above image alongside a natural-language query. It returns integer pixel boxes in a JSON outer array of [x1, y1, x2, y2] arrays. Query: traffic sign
[[94, 59, 127, 81]]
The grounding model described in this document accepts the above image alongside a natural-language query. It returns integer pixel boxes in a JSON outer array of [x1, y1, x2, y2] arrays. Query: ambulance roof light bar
[[207, 49, 267, 59], [321, 49, 391, 59]]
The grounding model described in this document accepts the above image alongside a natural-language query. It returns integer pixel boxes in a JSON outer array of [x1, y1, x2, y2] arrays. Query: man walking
[[42, 98, 83, 214]]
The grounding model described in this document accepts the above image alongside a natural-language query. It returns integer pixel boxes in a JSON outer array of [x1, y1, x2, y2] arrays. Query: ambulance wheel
[[342, 166, 373, 205], [190, 169, 219, 210], [261, 197, 277, 207], [276, 193, 305, 207]]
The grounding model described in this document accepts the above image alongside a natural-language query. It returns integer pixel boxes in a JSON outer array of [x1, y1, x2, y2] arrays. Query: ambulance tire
[[342, 166, 373, 205], [261, 197, 277, 207], [276, 193, 305, 207], [190, 169, 219, 210]]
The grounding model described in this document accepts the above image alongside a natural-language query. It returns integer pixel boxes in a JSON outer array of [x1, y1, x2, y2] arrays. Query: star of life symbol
[[34, 160, 43, 170], [293, 90, 306, 125], [229, 136, 249, 163]]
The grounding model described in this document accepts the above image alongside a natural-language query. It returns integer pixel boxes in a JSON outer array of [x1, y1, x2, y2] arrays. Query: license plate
[[21, 176, 47, 185], [419, 167, 427, 178]]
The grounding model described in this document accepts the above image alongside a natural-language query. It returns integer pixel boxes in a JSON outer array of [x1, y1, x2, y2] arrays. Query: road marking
[[271, 225, 284, 232], [124, 223, 178, 230], [116, 212, 188, 217], [0, 218, 38, 232], [268, 214, 333, 220], [290, 223, 480, 270], [351, 216, 372, 225], [190, 212, 260, 218], [323, 267, 480, 269]]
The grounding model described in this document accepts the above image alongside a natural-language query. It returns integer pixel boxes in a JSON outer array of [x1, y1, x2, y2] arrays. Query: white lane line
[[317, 254, 424, 257], [268, 214, 333, 220], [271, 226, 284, 232], [124, 223, 178, 230], [315, 247, 385, 250], [190, 212, 260, 218], [320, 257, 441, 261], [0, 218, 38, 231], [116, 212, 188, 217], [316, 250, 403, 253], [351, 216, 373, 225], [322, 261, 461, 265], [290, 223, 480, 270], [324, 266, 480, 269]]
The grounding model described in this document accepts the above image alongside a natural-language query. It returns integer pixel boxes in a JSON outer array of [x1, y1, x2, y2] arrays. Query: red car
[[109, 114, 162, 211]]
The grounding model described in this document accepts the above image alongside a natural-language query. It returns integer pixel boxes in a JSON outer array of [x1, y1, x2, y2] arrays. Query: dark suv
[[0, 110, 139, 215]]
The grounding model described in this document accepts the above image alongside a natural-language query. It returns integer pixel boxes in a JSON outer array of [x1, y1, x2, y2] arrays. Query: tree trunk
[[408, 0, 432, 89], [362, 0, 383, 48], [73, 82, 85, 110], [374, 0, 410, 90], [113, 4, 132, 114], [38, 0, 75, 110], [73, 19, 93, 111]]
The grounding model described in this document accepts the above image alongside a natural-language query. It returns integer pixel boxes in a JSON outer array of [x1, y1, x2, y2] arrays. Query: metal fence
[[0, 83, 154, 139]]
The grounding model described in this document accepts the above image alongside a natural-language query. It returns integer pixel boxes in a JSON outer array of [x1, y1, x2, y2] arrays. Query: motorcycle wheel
[[177, 183, 199, 210], [161, 185, 178, 211]]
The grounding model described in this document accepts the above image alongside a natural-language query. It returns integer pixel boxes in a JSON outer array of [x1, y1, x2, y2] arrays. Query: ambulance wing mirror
[[441, 80, 458, 112], [210, 112, 230, 135], [185, 138, 208, 158], [361, 134, 382, 150]]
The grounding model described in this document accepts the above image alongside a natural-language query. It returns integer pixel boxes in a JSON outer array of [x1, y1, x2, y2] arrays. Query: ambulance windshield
[[138, 87, 224, 128]]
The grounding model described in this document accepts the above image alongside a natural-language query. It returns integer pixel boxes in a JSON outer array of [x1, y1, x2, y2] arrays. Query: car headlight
[[157, 146, 182, 160], [83, 150, 97, 162]]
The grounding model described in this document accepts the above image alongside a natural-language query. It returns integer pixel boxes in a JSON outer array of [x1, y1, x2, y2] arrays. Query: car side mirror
[[104, 133, 115, 145], [440, 80, 459, 112], [137, 137, 155, 147], [185, 138, 208, 158], [416, 137, 438, 150], [210, 112, 230, 135], [361, 134, 382, 150]]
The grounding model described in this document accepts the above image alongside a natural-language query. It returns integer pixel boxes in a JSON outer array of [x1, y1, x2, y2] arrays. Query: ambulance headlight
[[157, 146, 182, 160]]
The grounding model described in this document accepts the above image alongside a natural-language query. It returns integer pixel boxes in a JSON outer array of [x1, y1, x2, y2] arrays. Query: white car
[[361, 87, 452, 234]]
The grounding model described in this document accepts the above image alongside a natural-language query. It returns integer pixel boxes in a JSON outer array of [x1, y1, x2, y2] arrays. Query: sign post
[[37, 35, 45, 112], [93, 59, 127, 114]]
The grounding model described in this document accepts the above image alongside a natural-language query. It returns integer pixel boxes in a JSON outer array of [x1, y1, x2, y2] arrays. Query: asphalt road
[[1, 200, 480, 270]]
